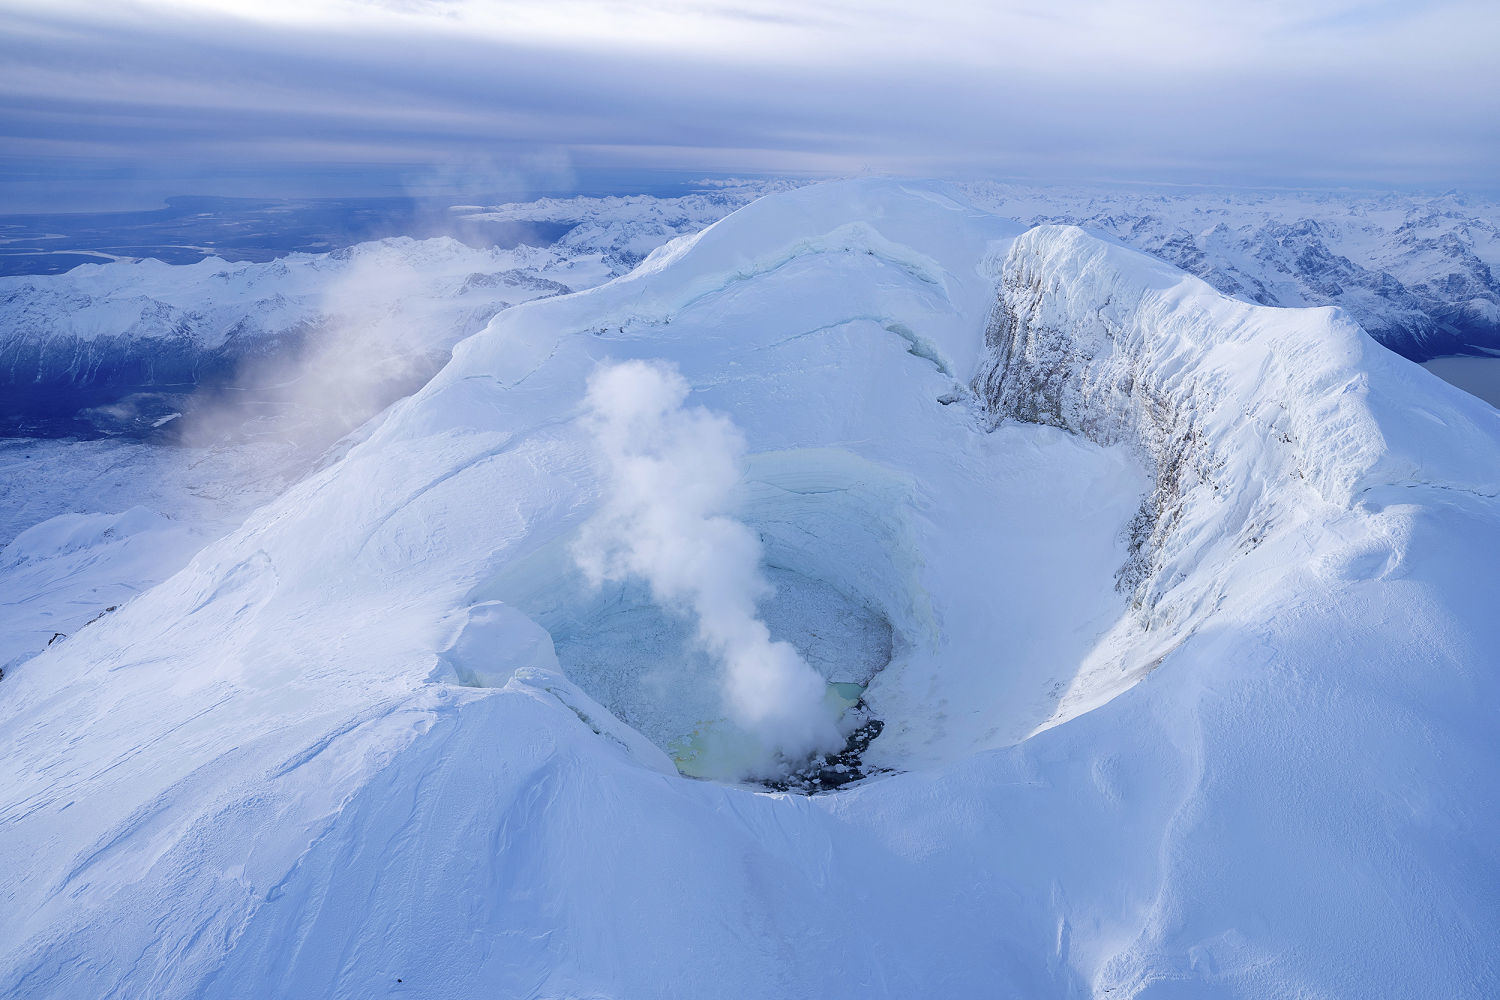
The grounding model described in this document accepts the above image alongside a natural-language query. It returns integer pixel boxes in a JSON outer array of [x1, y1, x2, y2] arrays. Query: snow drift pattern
[[572, 359, 841, 773]]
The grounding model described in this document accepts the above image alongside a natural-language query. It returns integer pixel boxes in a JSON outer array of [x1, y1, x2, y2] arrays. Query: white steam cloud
[[179, 248, 449, 460], [573, 360, 841, 769]]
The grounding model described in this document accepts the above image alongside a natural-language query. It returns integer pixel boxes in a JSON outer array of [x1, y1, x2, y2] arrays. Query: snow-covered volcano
[[2, 180, 1497, 997]]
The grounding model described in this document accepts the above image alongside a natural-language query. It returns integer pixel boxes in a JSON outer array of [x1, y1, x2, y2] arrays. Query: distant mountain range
[[0, 187, 772, 438], [962, 182, 1500, 361]]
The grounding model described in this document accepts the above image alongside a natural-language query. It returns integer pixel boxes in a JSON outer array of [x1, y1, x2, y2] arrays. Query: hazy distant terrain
[[0, 185, 776, 438], [0, 196, 572, 276]]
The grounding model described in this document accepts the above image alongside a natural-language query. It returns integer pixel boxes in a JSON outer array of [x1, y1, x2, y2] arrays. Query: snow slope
[[2, 179, 1497, 998], [0, 435, 295, 677]]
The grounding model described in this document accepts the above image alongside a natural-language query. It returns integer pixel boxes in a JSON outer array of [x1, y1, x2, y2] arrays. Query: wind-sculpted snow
[[1, 180, 1497, 999]]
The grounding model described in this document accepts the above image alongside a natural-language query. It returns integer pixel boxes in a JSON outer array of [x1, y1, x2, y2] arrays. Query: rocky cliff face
[[976, 226, 1242, 627], [972, 224, 1500, 688]]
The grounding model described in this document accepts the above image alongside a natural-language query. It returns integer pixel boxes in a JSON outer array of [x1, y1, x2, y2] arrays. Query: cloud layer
[[2, 0, 1496, 208]]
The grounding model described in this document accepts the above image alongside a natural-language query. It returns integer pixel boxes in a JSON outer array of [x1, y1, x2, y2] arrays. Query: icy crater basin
[[468, 430, 1147, 789], [547, 568, 891, 758], [548, 568, 890, 786], [474, 448, 915, 787]]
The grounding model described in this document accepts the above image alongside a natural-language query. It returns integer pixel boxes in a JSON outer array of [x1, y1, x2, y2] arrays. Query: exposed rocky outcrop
[[974, 227, 1230, 621], [973, 224, 1500, 648]]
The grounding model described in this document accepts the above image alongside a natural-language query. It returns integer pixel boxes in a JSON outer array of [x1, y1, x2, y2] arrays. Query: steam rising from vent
[[574, 360, 842, 772]]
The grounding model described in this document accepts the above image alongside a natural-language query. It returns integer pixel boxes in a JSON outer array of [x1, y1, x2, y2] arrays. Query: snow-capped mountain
[[0, 238, 565, 437], [0, 187, 777, 439], [2, 180, 1495, 997], [962, 182, 1500, 361]]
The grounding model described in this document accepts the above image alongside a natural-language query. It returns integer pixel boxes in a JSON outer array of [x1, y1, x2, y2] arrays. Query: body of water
[[1422, 355, 1500, 409]]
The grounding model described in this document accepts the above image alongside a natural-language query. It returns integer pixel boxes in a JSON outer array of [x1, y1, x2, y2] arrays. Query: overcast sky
[[2, 0, 1497, 210]]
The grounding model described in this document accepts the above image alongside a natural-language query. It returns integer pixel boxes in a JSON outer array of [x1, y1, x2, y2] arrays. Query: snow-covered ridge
[[5, 179, 1495, 439], [981, 225, 1500, 584], [1, 180, 1496, 997], [976, 222, 1500, 722], [962, 181, 1500, 361]]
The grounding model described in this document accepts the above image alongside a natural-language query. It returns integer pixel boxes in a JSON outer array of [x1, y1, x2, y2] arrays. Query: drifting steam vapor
[[574, 360, 841, 771], [171, 158, 578, 462], [176, 249, 449, 458]]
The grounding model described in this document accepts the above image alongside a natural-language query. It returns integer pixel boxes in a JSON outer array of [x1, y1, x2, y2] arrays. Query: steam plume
[[573, 360, 841, 770]]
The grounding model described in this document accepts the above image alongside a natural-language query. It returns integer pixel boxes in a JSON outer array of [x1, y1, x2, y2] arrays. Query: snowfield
[[1, 180, 1498, 998]]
